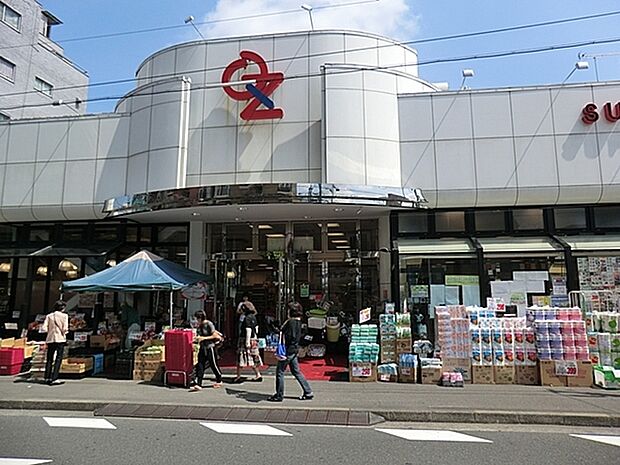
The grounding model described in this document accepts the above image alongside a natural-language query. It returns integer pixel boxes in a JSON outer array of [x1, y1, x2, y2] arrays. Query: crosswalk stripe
[[43, 417, 116, 430], [571, 434, 620, 448], [0, 459, 52, 464], [200, 422, 292, 436], [376, 428, 493, 443]]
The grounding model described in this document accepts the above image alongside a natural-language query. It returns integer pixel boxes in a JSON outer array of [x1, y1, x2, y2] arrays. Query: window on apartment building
[[0, 56, 15, 82], [34, 77, 53, 97], [40, 11, 61, 38], [1, 2, 21, 31]]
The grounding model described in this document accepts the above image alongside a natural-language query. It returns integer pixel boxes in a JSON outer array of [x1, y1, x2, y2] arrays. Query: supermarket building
[[0, 29, 619, 336]]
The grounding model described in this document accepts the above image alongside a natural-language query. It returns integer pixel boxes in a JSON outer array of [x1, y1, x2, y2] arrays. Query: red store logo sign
[[581, 101, 620, 124], [221, 50, 284, 121]]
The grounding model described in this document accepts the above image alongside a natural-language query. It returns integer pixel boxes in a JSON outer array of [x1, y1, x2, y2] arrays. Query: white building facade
[[0, 30, 619, 336]]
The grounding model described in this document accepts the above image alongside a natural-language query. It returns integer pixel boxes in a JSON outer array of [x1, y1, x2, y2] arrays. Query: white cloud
[[200, 0, 419, 41]]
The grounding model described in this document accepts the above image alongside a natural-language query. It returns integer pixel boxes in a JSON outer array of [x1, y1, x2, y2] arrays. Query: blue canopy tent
[[61, 250, 211, 327]]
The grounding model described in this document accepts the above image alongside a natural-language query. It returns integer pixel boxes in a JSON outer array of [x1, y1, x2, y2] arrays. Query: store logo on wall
[[581, 101, 620, 124], [221, 50, 284, 120]]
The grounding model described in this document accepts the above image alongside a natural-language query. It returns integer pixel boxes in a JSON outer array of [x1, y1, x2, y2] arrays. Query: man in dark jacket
[[268, 302, 313, 402]]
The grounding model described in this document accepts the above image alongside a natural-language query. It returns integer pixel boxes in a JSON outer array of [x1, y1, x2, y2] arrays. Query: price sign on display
[[351, 363, 372, 377], [359, 307, 371, 324], [555, 360, 578, 377]]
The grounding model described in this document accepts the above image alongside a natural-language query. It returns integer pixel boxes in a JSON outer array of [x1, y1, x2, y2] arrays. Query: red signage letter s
[[581, 103, 599, 124]]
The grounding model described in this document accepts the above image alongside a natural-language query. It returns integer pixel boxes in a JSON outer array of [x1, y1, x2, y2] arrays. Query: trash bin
[[326, 323, 340, 343]]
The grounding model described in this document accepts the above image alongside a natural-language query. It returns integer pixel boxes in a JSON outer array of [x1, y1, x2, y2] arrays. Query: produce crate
[[0, 347, 25, 366], [0, 363, 21, 375]]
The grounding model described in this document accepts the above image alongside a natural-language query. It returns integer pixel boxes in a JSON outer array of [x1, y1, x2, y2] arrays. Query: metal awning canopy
[[398, 238, 476, 258], [559, 235, 620, 254], [477, 237, 563, 256], [0, 243, 118, 258]]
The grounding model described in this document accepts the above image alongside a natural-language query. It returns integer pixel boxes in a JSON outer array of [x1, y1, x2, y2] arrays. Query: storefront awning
[[560, 235, 620, 254], [398, 238, 476, 257], [477, 237, 563, 256], [0, 243, 119, 258]]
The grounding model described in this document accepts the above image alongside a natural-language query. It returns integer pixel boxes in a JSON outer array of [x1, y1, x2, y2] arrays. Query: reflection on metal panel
[[398, 238, 475, 255], [560, 235, 620, 252], [477, 237, 561, 254], [103, 183, 427, 218]]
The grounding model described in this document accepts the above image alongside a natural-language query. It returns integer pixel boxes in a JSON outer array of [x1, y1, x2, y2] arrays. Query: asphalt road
[[0, 410, 618, 465]]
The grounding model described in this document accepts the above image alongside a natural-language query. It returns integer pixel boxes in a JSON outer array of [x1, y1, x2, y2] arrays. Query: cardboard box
[[90, 335, 120, 350], [398, 366, 417, 383], [377, 373, 398, 382], [421, 367, 442, 385], [539, 361, 567, 387], [566, 361, 593, 388], [442, 358, 472, 383], [133, 366, 164, 382], [516, 365, 540, 385], [472, 365, 494, 384], [67, 357, 94, 371], [60, 362, 88, 374], [349, 363, 376, 383], [0, 338, 15, 348], [396, 339, 412, 353], [493, 365, 516, 384], [134, 360, 164, 371]]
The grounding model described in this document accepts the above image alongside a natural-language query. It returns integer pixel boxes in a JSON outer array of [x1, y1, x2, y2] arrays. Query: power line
[[2, 8, 620, 104], [3, 34, 619, 113]]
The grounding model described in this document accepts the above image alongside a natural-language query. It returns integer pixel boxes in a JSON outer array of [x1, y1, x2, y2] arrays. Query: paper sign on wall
[[359, 307, 371, 324]]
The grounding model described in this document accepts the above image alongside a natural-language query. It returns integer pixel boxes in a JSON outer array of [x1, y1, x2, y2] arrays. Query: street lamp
[[301, 4, 315, 31], [460, 69, 474, 90], [184, 15, 205, 40]]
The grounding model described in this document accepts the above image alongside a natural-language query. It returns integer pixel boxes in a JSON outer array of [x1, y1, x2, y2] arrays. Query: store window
[[0, 56, 15, 82], [258, 223, 286, 251], [327, 221, 357, 251], [399, 256, 479, 339], [594, 206, 620, 229], [154, 246, 187, 265], [513, 209, 544, 231], [227, 224, 253, 252], [554, 208, 586, 230], [29, 226, 52, 242], [0, 224, 16, 241], [93, 224, 119, 242], [209, 224, 223, 253], [157, 225, 187, 243], [34, 77, 53, 97], [1, 2, 21, 31], [577, 256, 620, 311], [140, 226, 152, 243], [126, 226, 139, 243], [475, 210, 505, 232], [293, 223, 321, 252], [61, 225, 85, 242], [435, 212, 465, 233], [399, 212, 428, 234], [360, 219, 378, 251]]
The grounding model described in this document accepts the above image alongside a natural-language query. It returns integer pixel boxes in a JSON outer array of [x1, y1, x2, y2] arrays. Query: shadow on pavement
[[225, 387, 272, 403]]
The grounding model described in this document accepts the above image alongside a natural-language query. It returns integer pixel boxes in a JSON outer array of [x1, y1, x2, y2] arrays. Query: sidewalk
[[1, 375, 619, 427]]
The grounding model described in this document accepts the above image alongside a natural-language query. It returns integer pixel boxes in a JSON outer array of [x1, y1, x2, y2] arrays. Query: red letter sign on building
[[221, 51, 284, 121]]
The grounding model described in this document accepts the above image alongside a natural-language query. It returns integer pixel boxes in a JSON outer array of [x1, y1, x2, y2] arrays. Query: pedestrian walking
[[232, 304, 263, 383], [189, 311, 223, 391], [41, 300, 69, 386], [268, 301, 313, 402]]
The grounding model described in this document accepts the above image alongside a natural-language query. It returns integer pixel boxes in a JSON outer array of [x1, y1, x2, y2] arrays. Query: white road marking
[[0, 459, 52, 464], [43, 417, 116, 430], [376, 428, 493, 443], [571, 434, 620, 448], [200, 422, 292, 436]]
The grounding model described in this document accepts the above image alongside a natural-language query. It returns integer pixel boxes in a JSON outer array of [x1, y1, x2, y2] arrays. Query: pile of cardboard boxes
[[133, 340, 165, 382]]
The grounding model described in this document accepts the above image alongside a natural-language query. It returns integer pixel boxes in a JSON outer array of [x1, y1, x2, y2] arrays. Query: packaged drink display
[[526, 349, 538, 366], [515, 348, 526, 365]]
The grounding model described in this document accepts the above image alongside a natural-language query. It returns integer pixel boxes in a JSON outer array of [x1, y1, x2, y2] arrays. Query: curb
[[1, 400, 618, 427]]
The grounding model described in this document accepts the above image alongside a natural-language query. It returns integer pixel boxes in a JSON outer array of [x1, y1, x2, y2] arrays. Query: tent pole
[[169, 291, 173, 329]]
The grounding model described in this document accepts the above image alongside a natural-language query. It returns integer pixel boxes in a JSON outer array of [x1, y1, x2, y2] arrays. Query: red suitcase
[[164, 329, 194, 387]]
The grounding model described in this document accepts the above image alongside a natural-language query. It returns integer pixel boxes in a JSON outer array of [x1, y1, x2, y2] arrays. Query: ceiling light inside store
[[0, 262, 11, 273], [66, 270, 78, 278], [336, 246, 351, 249], [258, 225, 273, 229], [265, 233, 285, 238], [332, 240, 349, 244], [36, 266, 48, 276], [327, 232, 345, 236], [58, 259, 77, 271], [333, 208, 344, 212], [106, 259, 117, 267], [226, 270, 236, 279], [327, 223, 340, 228], [245, 247, 253, 251]]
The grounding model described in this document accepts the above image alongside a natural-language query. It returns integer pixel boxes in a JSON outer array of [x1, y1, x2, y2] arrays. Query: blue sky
[[40, 0, 620, 113]]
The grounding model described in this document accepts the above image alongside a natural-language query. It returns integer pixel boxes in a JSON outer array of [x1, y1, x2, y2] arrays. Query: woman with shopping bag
[[232, 304, 263, 383], [268, 301, 313, 402]]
